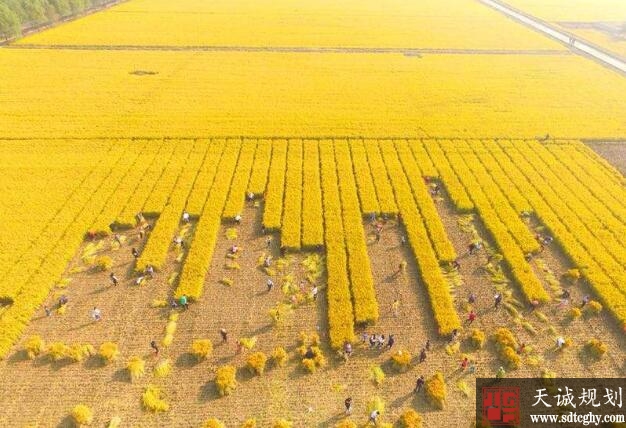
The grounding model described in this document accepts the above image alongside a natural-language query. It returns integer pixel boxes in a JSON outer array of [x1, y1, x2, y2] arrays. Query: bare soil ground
[[585, 141, 626, 176], [0, 193, 623, 427]]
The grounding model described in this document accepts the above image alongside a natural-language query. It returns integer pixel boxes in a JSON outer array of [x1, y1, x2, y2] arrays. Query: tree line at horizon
[[0, 0, 112, 40]]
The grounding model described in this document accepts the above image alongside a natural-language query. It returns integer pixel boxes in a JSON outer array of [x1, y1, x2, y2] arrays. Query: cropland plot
[[3, 51, 626, 139], [0, 222, 191, 427], [431, 185, 625, 379], [16, 0, 564, 50]]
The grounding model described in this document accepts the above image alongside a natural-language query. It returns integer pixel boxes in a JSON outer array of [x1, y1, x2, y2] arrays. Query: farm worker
[[392, 299, 400, 317], [344, 397, 352, 415], [414, 375, 425, 393], [59, 295, 68, 306], [369, 335, 377, 349], [581, 295, 590, 307], [220, 328, 228, 343], [496, 366, 506, 378], [311, 285, 318, 301], [468, 241, 482, 255], [468, 292, 476, 304], [494, 292, 503, 309], [91, 307, 101, 322], [369, 212, 376, 223], [425, 339, 431, 351], [518, 343, 526, 355], [266, 236, 272, 248], [304, 346, 315, 359], [369, 409, 380, 425], [451, 259, 461, 270], [114, 234, 123, 246], [169, 298, 178, 309], [150, 340, 159, 356], [377, 335, 386, 349], [400, 235, 406, 246], [132, 248, 139, 259], [449, 329, 459, 343], [561, 289, 571, 299], [44, 306, 51, 317], [247, 192, 254, 202], [419, 348, 427, 363], [145, 265, 154, 278], [556, 337, 566, 349], [109, 272, 119, 286], [468, 362, 476, 374], [267, 279, 274, 292], [234, 214, 242, 224], [135, 275, 145, 286], [386, 334, 395, 350], [264, 256, 272, 267], [460, 357, 469, 370], [375, 230, 381, 243], [138, 227, 145, 240], [343, 342, 353, 358], [179, 294, 188, 309], [173, 236, 183, 247], [467, 310, 476, 324], [361, 332, 370, 344], [230, 245, 239, 254], [182, 211, 190, 223]]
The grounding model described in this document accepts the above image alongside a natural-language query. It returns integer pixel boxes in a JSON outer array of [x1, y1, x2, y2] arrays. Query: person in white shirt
[[91, 307, 101, 322], [182, 211, 190, 223]]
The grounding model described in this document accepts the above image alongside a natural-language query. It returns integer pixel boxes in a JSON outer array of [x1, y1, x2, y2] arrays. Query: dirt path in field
[[6, 44, 570, 56], [0, 194, 623, 427], [585, 141, 626, 176]]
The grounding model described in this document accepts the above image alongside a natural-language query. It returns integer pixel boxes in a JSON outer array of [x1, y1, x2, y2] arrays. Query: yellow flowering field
[[1, 49, 626, 139], [16, 0, 562, 50]]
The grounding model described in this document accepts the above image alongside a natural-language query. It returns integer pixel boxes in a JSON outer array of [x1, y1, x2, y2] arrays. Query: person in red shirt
[[467, 310, 477, 324]]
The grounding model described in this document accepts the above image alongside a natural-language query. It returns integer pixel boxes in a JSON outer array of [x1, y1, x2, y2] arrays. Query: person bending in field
[[266, 279, 274, 292], [425, 339, 431, 351], [467, 310, 476, 325], [344, 397, 352, 415], [311, 285, 318, 301], [468, 292, 476, 304], [386, 334, 395, 350], [468, 241, 482, 255], [182, 211, 190, 223], [581, 294, 590, 307], [145, 265, 154, 278], [494, 292, 503, 309], [230, 244, 239, 255], [419, 348, 427, 363], [451, 259, 461, 270], [179, 294, 188, 310], [131, 248, 139, 259], [91, 307, 101, 322], [150, 340, 159, 356], [414, 375, 425, 393], [109, 272, 119, 286], [234, 214, 242, 224], [220, 328, 228, 343]]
